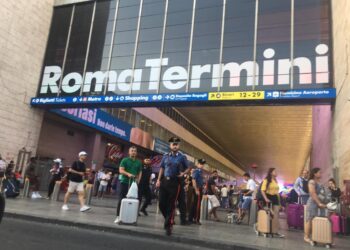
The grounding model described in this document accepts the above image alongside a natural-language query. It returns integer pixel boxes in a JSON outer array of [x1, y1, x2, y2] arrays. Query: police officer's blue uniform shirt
[[160, 152, 188, 178], [192, 168, 203, 187]]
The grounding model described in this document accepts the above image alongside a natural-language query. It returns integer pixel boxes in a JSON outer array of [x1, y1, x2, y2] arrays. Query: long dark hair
[[265, 168, 276, 187], [309, 168, 321, 180]]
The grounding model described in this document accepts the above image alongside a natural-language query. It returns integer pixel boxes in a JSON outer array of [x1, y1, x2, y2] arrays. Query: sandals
[[304, 236, 312, 243]]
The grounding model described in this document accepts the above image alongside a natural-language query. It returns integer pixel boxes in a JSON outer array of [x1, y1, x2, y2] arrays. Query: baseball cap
[[78, 151, 88, 157], [53, 158, 62, 163]]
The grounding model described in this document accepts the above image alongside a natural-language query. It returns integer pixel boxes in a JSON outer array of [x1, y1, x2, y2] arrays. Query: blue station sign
[[32, 88, 336, 107]]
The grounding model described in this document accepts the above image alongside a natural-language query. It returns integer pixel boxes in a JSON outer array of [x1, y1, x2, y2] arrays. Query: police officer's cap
[[168, 137, 181, 143], [198, 158, 206, 164]]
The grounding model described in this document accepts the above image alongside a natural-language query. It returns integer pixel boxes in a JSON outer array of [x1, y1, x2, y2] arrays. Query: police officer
[[156, 137, 189, 236], [188, 158, 205, 225]]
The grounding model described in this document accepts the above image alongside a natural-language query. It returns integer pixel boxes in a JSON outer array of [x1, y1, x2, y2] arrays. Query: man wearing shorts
[[207, 170, 220, 221], [236, 173, 256, 224], [62, 151, 91, 212]]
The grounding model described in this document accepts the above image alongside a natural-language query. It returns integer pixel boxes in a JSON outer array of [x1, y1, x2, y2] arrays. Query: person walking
[[260, 168, 284, 238], [293, 169, 309, 204], [47, 158, 64, 199], [138, 156, 153, 216], [188, 158, 206, 225], [156, 137, 189, 236], [114, 146, 142, 224], [62, 151, 91, 212], [236, 172, 256, 224], [207, 170, 220, 221], [304, 168, 327, 244]]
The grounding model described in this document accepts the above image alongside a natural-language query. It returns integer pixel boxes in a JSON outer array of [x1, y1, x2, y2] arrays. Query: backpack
[[302, 178, 309, 194], [256, 179, 271, 202], [4, 178, 20, 198]]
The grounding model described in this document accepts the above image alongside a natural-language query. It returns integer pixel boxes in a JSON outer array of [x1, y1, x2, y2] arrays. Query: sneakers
[[31, 192, 42, 199], [62, 204, 69, 211], [274, 233, 285, 238], [114, 216, 120, 224], [80, 205, 91, 212], [140, 209, 148, 216]]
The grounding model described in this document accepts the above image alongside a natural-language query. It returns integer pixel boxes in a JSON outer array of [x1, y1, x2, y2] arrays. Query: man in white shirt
[[221, 185, 228, 208], [98, 170, 111, 198], [236, 173, 256, 224]]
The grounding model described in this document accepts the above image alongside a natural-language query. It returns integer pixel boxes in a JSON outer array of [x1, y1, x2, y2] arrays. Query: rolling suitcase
[[255, 205, 278, 237], [311, 209, 332, 248], [341, 216, 350, 235], [119, 198, 139, 225], [330, 214, 341, 234], [287, 198, 304, 229]]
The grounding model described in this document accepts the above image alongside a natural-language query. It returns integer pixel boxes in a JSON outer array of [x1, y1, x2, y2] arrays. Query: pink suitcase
[[287, 203, 304, 229], [330, 214, 341, 233]]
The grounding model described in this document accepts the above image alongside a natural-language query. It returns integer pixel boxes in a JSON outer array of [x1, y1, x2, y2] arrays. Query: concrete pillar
[[87, 133, 102, 170], [310, 105, 332, 184]]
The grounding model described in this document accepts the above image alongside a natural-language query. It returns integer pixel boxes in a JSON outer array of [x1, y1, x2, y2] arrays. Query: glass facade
[[38, 0, 332, 97]]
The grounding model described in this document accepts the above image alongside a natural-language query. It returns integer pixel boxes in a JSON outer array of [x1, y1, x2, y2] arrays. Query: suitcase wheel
[[325, 244, 331, 249], [263, 234, 267, 238], [310, 241, 315, 247]]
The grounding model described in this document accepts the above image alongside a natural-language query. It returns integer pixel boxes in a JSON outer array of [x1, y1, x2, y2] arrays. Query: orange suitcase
[[311, 216, 333, 248], [255, 205, 278, 237]]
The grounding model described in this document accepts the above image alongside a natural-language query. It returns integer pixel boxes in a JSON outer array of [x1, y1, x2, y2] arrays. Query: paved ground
[[3, 197, 350, 250], [0, 217, 215, 250]]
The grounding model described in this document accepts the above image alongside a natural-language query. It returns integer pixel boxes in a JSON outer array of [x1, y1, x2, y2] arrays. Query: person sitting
[[328, 178, 341, 203], [236, 173, 256, 224]]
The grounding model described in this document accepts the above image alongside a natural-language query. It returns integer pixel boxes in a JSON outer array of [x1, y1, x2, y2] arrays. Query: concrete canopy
[[176, 106, 313, 184]]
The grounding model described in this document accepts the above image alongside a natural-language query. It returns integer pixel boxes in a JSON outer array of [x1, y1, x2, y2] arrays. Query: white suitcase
[[119, 198, 139, 225]]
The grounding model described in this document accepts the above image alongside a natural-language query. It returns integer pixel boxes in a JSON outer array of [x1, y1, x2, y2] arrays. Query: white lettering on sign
[[39, 44, 329, 94]]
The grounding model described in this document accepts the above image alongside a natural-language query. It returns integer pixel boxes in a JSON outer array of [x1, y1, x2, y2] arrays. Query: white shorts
[[207, 195, 220, 208], [68, 181, 85, 193]]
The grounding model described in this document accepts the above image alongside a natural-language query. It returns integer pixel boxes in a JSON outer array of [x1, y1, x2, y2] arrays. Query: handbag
[[126, 180, 138, 199]]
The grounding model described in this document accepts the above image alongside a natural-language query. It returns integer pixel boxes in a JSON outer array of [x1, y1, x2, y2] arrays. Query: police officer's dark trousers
[[159, 177, 181, 228], [188, 188, 203, 222]]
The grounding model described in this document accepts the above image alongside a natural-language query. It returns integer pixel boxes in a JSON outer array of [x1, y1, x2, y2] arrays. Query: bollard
[[200, 195, 209, 222], [248, 199, 258, 226], [51, 181, 62, 201], [85, 184, 93, 206], [22, 178, 30, 198]]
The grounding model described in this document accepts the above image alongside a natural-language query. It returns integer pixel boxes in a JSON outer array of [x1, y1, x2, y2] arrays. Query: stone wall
[[331, 0, 350, 188], [0, 1, 54, 163]]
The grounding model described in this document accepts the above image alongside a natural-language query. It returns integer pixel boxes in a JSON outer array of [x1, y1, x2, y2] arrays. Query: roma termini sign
[[32, 44, 335, 107]]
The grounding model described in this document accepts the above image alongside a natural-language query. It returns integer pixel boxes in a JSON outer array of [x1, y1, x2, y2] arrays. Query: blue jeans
[[221, 197, 228, 208]]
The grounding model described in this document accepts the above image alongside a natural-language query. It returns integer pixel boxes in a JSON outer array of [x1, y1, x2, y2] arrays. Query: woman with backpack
[[260, 167, 284, 238]]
